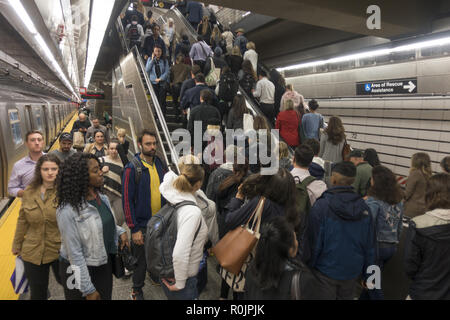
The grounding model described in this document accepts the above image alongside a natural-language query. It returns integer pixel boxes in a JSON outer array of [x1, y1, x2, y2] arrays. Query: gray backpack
[[145, 201, 201, 283]]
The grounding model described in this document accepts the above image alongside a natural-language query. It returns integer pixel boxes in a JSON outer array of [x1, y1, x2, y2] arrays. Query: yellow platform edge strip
[[0, 111, 78, 300]]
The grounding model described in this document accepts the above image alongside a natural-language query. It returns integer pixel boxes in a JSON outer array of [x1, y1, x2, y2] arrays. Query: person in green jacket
[[349, 149, 373, 197]]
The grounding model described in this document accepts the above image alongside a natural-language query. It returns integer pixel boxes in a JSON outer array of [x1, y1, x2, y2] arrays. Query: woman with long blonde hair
[[404, 152, 433, 218], [197, 16, 212, 45], [158, 155, 208, 299]]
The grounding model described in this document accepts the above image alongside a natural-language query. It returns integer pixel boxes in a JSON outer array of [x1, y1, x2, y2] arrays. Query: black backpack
[[128, 24, 140, 43], [239, 73, 255, 96], [145, 201, 202, 283], [218, 72, 239, 103]]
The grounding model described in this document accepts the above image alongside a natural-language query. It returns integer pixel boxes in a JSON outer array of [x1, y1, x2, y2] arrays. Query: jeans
[[152, 82, 167, 115], [23, 259, 60, 300], [59, 256, 113, 300], [301, 269, 357, 300], [131, 229, 147, 291], [161, 276, 198, 300], [359, 245, 397, 300]]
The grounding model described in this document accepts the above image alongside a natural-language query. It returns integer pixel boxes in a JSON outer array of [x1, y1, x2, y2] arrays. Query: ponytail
[[173, 163, 205, 193]]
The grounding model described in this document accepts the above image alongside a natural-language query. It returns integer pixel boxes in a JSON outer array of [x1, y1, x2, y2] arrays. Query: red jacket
[[276, 110, 300, 147]]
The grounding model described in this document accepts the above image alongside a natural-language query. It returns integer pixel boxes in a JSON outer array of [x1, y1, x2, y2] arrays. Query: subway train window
[[35, 110, 43, 131], [8, 109, 23, 146]]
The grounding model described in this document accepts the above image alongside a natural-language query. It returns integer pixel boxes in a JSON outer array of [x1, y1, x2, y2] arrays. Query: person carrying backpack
[[122, 130, 168, 300], [152, 155, 208, 300], [217, 66, 239, 104], [291, 145, 327, 240], [125, 15, 144, 49]]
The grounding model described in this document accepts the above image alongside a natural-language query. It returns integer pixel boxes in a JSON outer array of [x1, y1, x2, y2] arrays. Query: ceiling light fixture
[[7, 0, 78, 99], [83, 0, 115, 89], [277, 35, 450, 72]]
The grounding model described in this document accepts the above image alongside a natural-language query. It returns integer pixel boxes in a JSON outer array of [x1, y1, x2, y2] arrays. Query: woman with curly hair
[[360, 165, 404, 300], [319, 116, 346, 163], [12, 154, 61, 300], [404, 152, 433, 218], [56, 153, 129, 300]]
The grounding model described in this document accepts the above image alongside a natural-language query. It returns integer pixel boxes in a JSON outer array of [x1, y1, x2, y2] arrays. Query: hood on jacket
[[414, 209, 450, 242], [309, 162, 325, 180], [159, 171, 197, 206], [323, 186, 370, 221]]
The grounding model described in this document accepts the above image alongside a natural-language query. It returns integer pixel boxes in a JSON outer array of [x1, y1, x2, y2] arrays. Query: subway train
[[0, 85, 76, 203]]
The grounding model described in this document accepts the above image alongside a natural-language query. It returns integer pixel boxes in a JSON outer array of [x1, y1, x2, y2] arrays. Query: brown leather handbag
[[212, 197, 265, 275], [342, 138, 351, 161]]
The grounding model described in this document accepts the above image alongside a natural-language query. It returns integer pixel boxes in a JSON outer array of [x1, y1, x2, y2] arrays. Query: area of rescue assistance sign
[[356, 78, 418, 95]]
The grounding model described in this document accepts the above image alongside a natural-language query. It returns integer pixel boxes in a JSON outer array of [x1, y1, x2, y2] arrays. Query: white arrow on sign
[[403, 81, 416, 92]]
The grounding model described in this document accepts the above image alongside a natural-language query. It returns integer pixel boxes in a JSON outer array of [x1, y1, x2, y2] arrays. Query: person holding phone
[[146, 44, 170, 115]]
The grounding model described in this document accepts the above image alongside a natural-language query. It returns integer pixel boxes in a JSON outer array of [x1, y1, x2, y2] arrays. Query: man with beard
[[122, 130, 168, 300], [49, 132, 76, 162]]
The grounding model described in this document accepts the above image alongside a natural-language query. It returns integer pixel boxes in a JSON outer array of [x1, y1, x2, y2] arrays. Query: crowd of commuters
[[7, 0, 450, 301], [8, 118, 450, 300]]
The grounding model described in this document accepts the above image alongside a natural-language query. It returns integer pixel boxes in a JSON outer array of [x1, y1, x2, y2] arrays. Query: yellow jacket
[[12, 186, 61, 265]]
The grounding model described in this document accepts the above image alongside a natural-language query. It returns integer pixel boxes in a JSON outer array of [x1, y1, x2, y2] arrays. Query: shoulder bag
[[205, 57, 220, 87], [212, 196, 265, 275], [342, 138, 351, 161]]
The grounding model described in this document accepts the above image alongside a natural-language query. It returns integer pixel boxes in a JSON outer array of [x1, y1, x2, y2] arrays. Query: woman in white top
[[243, 41, 258, 74], [159, 155, 208, 300]]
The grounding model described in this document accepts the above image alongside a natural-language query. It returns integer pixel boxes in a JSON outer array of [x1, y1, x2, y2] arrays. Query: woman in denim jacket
[[56, 153, 129, 300], [360, 165, 404, 300]]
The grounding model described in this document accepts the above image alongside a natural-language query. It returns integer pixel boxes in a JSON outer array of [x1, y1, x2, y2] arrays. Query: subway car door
[[24, 105, 34, 132]]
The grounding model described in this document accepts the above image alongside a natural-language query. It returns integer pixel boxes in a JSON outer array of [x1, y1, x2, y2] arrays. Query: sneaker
[[130, 289, 144, 300], [124, 268, 133, 278]]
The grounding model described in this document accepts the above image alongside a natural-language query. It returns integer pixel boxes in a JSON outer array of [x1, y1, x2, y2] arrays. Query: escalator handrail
[[131, 45, 180, 173], [116, 16, 130, 53], [171, 7, 199, 38]]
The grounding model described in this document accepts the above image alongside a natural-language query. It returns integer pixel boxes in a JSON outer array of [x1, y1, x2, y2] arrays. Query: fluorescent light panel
[[277, 36, 450, 72], [84, 0, 115, 88], [8, 0, 78, 99]]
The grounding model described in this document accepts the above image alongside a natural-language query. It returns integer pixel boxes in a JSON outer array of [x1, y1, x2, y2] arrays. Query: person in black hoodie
[[244, 216, 301, 300], [404, 173, 450, 300], [269, 69, 286, 116]]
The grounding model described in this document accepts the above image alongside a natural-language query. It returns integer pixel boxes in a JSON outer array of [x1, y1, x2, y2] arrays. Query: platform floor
[[19, 256, 228, 300], [0, 112, 78, 300]]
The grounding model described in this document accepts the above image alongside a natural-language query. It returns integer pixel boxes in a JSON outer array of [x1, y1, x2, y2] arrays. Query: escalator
[[158, 7, 290, 154], [114, 16, 181, 173]]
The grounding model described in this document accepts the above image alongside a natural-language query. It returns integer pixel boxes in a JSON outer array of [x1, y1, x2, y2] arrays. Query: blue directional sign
[[357, 78, 417, 95]]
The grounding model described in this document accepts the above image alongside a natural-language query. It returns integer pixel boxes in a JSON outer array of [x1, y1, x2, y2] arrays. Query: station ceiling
[[205, 0, 450, 68]]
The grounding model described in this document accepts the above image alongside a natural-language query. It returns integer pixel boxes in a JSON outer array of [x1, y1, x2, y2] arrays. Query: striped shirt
[[100, 156, 123, 197]]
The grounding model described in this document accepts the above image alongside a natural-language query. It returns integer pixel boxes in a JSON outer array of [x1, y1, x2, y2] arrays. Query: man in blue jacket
[[122, 130, 168, 300], [300, 161, 376, 299]]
